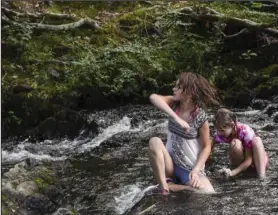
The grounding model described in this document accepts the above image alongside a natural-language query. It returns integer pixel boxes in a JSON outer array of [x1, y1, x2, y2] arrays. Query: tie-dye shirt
[[213, 123, 255, 149]]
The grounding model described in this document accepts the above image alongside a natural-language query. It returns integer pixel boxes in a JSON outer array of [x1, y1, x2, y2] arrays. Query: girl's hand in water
[[218, 168, 233, 178], [189, 169, 200, 188], [173, 116, 190, 132]]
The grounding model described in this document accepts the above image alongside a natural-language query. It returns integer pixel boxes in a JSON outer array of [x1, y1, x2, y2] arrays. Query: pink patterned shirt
[[213, 123, 256, 149]]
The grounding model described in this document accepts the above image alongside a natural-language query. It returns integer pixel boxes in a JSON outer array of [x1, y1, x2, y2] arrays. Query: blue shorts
[[173, 163, 190, 185]]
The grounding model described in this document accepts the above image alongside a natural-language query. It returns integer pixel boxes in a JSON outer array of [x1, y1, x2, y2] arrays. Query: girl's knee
[[229, 139, 244, 165], [231, 138, 241, 147], [230, 139, 243, 153], [252, 136, 263, 148], [148, 137, 163, 152]]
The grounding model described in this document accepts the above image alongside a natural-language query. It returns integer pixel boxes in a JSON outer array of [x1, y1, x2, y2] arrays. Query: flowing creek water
[[2, 104, 278, 214]]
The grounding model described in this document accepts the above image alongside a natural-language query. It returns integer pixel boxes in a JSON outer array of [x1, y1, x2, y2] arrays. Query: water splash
[[1, 150, 66, 164], [1, 116, 144, 164], [113, 184, 145, 214], [79, 116, 133, 152]]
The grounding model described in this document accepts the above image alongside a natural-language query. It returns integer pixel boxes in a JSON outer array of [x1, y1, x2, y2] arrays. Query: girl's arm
[[194, 120, 212, 172], [149, 94, 190, 131], [149, 94, 176, 118], [230, 149, 252, 176], [189, 120, 211, 188]]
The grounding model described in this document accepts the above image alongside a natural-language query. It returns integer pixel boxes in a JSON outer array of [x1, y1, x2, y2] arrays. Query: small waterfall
[[2, 116, 134, 165], [1, 116, 167, 165]]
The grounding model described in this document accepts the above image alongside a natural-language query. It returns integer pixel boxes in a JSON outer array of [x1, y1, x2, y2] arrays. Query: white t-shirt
[[167, 106, 207, 172]]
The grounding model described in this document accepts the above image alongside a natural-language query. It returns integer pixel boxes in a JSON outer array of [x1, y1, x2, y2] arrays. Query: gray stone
[[24, 194, 57, 213], [4, 162, 28, 181], [273, 113, 278, 123], [16, 181, 38, 196], [261, 123, 278, 131]]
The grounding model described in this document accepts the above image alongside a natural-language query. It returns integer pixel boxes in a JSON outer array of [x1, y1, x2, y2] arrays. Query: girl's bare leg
[[228, 139, 244, 166], [198, 176, 215, 193], [252, 136, 266, 178], [168, 176, 215, 194], [148, 137, 174, 191], [168, 183, 195, 192]]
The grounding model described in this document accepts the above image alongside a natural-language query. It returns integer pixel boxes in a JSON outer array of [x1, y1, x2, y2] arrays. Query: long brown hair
[[177, 72, 220, 108]]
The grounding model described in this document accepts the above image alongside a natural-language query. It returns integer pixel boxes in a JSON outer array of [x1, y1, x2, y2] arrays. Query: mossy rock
[[1, 193, 17, 215]]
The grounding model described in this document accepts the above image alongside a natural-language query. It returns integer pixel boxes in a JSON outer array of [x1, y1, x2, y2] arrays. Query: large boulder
[[1, 159, 63, 215], [222, 91, 253, 108], [27, 108, 99, 140], [251, 99, 271, 110]]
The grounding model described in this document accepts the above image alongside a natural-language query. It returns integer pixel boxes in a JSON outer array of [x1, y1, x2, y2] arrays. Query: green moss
[[11, 182, 18, 189], [39, 167, 56, 184], [1, 194, 16, 215], [33, 167, 56, 192], [33, 178, 47, 192], [71, 208, 78, 215], [1, 194, 8, 202], [1, 208, 8, 215]]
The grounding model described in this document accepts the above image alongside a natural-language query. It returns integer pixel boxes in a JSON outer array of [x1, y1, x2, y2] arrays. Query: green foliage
[[210, 64, 251, 91], [2, 24, 33, 47], [255, 77, 278, 98], [260, 64, 278, 77], [1, 1, 278, 135], [70, 40, 172, 96], [2, 110, 22, 134], [4, 1, 268, 102], [240, 50, 257, 60]]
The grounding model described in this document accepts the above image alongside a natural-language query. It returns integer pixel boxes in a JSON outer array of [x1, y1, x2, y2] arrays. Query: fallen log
[[179, 6, 278, 38]]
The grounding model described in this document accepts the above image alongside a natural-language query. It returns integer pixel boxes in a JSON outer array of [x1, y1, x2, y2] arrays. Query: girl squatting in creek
[[213, 108, 269, 179]]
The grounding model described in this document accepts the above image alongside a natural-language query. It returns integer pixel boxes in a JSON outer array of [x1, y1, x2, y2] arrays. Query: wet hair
[[213, 108, 237, 130], [177, 72, 220, 108]]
